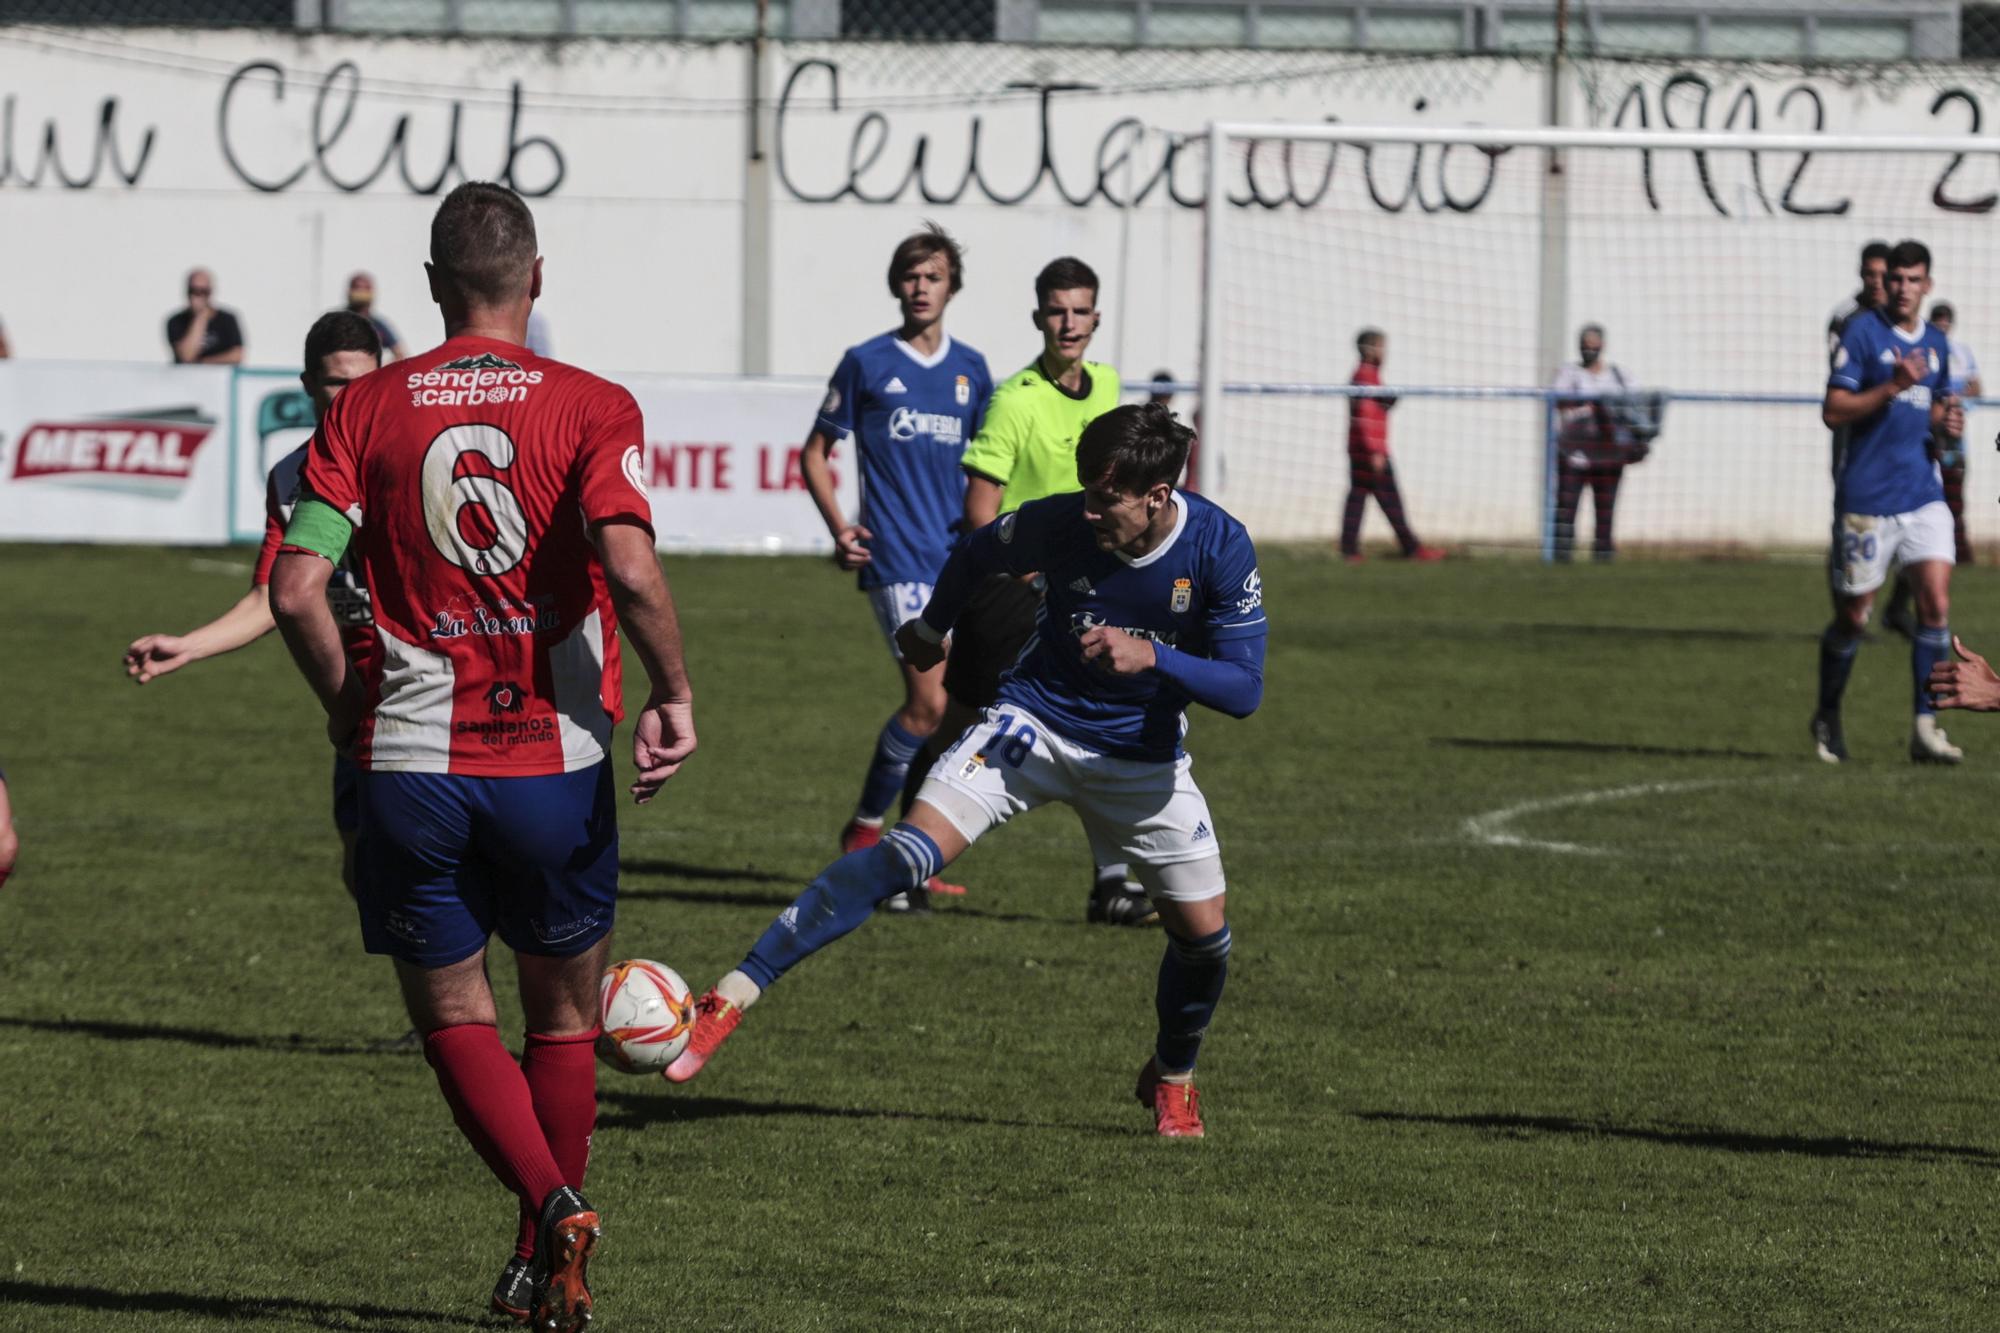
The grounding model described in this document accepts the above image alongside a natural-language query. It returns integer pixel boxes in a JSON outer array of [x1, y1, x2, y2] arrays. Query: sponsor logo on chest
[[888, 405, 965, 444], [409, 352, 544, 408]]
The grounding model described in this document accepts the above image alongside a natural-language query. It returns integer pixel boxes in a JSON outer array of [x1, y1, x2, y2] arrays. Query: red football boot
[[1135, 1058, 1205, 1138], [662, 990, 743, 1085]]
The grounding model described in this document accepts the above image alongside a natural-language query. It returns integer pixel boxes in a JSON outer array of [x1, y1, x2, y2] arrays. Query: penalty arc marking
[[1462, 779, 1743, 856]]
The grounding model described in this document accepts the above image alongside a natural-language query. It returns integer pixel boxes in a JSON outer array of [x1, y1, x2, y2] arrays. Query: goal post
[[1199, 122, 2000, 558]]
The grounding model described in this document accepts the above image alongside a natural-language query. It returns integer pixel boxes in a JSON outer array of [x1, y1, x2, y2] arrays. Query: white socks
[[716, 969, 763, 1011]]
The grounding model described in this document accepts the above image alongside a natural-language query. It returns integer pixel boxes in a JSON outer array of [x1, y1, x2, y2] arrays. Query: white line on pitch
[[1461, 779, 1738, 856], [189, 557, 250, 576]]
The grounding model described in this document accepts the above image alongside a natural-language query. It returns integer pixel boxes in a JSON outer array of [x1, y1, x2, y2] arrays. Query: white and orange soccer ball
[[595, 959, 697, 1074]]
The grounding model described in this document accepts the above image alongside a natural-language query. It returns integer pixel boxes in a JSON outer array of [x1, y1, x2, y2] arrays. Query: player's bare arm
[[593, 520, 697, 804], [269, 549, 364, 748], [963, 473, 1005, 529], [124, 584, 277, 683], [800, 428, 872, 570], [1929, 636, 2000, 711], [0, 775, 17, 890], [1823, 350, 1926, 428]]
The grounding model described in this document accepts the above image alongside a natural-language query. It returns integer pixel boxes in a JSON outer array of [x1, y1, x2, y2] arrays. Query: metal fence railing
[[3, 0, 1994, 59]]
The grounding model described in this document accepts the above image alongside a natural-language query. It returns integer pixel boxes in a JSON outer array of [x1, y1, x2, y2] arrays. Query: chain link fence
[[4, 0, 2000, 59]]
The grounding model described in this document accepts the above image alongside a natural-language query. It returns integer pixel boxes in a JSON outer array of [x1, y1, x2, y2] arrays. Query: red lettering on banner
[[757, 445, 813, 491], [645, 443, 735, 490]]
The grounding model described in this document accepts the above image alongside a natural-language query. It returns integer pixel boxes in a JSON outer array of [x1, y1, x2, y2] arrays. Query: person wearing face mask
[[346, 271, 408, 361], [1549, 323, 1638, 562]]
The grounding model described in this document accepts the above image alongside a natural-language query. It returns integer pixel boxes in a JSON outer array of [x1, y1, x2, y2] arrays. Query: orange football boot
[[1135, 1058, 1205, 1138], [662, 990, 742, 1084]]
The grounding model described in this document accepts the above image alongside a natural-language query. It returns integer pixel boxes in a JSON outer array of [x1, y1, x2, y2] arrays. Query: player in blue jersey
[[802, 225, 994, 908], [664, 403, 1266, 1137], [1815, 239, 1968, 765]]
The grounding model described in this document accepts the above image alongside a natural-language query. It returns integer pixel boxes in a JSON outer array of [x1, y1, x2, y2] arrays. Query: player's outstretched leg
[[664, 820, 958, 1084]]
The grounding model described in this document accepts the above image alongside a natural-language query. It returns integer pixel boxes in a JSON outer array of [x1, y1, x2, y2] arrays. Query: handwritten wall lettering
[[0, 95, 154, 189], [775, 58, 1505, 213], [217, 60, 564, 197]]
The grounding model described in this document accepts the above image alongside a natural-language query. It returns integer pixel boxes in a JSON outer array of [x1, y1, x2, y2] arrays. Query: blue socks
[[1818, 623, 1861, 714], [1155, 924, 1231, 1074], [856, 717, 925, 823], [740, 825, 942, 990], [1915, 625, 1952, 716]]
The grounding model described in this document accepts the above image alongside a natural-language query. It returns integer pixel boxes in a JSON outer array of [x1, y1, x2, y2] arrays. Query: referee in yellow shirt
[[897, 256, 1155, 925]]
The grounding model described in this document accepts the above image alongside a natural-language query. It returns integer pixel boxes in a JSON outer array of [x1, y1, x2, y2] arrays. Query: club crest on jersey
[[821, 386, 841, 415], [955, 375, 971, 405], [998, 512, 1017, 544], [1929, 348, 1941, 375], [1170, 578, 1193, 613]]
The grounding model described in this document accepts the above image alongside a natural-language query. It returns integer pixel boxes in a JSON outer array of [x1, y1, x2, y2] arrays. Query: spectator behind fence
[[1550, 323, 1648, 562], [346, 271, 408, 360], [1340, 329, 1441, 564], [166, 269, 245, 365]]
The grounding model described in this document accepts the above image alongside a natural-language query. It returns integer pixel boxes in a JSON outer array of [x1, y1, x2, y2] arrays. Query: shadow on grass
[[618, 876, 1052, 925], [618, 857, 798, 886], [1354, 1110, 2000, 1166], [0, 1279, 482, 1330], [1509, 621, 1812, 644], [598, 1088, 1132, 1137], [0, 1015, 405, 1058], [1434, 737, 1779, 762]]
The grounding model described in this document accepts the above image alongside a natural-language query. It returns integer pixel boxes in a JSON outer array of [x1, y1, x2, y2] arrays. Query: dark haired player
[[898, 255, 1153, 923], [125, 310, 384, 892], [665, 403, 1266, 1138], [1815, 239, 1966, 765], [270, 182, 698, 1331], [803, 225, 992, 902]]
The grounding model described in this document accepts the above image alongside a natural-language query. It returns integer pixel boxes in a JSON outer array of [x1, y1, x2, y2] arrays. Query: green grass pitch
[[3, 544, 1999, 1331]]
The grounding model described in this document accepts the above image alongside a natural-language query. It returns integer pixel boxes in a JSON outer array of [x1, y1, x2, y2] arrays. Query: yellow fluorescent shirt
[[958, 358, 1121, 512]]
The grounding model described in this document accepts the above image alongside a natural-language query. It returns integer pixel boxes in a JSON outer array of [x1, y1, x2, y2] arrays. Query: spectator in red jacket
[[1340, 329, 1441, 563]]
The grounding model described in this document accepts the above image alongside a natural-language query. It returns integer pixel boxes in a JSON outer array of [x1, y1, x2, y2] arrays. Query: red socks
[[423, 1024, 568, 1213], [511, 1029, 601, 1261]]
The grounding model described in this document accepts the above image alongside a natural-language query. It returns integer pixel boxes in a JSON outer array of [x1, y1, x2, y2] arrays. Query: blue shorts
[[353, 761, 619, 968], [332, 754, 360, 834]]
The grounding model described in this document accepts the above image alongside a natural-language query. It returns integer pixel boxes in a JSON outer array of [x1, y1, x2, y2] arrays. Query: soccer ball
[[595, 959, 697, 1074]]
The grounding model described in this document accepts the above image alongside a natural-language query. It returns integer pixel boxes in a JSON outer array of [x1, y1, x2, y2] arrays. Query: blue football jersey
[[814, 332, 993, 589], [955, 491, 1266, 761], [1828, 309, 1949, 516]]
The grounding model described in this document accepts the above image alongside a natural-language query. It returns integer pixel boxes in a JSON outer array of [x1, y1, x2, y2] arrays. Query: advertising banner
[[620, 375, 855, 554], [0, 362, 235, 544]]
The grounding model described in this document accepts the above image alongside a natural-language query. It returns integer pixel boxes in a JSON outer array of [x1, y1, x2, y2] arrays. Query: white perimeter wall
[[3, 29, 1998, 546]]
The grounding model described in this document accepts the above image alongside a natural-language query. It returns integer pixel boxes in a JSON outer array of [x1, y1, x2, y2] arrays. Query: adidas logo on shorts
[[1191, 821, 1212, 842]]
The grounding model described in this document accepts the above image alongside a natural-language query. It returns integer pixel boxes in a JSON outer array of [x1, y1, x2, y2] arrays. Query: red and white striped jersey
[[297, 336, 652, 776]]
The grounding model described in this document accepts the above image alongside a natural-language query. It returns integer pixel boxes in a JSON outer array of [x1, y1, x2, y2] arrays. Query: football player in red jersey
[[0, 769, 16, 891], [270, 182, 697, 1332], [124, 311, 383, 891]]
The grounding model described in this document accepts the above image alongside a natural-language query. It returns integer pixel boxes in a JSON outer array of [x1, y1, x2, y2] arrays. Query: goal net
[[1198, 123, 1999, 557]]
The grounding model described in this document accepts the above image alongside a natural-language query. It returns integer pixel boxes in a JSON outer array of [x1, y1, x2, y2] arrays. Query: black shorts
[[944, 574, 1043, 710]]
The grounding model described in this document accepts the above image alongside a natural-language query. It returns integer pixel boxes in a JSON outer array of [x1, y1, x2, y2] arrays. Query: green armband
[[284, 498, 354, 563]]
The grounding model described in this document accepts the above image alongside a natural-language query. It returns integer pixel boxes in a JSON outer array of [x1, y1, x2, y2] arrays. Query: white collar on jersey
[[893, 333, 954, 370], [1889, 319, 1925, 344], [1117, 491, 1188, 568]]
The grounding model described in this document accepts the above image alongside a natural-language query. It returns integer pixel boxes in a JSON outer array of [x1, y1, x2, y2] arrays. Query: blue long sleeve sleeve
[[919, 514, 1027, 635], [1151, 634, 1265, 718]]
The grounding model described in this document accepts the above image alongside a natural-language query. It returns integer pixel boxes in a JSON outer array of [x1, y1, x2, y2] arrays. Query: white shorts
[[1830, 501, 1956, 597], [866, 581, 934, 662], [917, 706, 1226, 902]]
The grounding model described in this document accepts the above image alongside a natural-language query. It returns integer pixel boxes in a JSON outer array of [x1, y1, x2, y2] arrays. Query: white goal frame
[[1198, 122, 1998, 537]]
